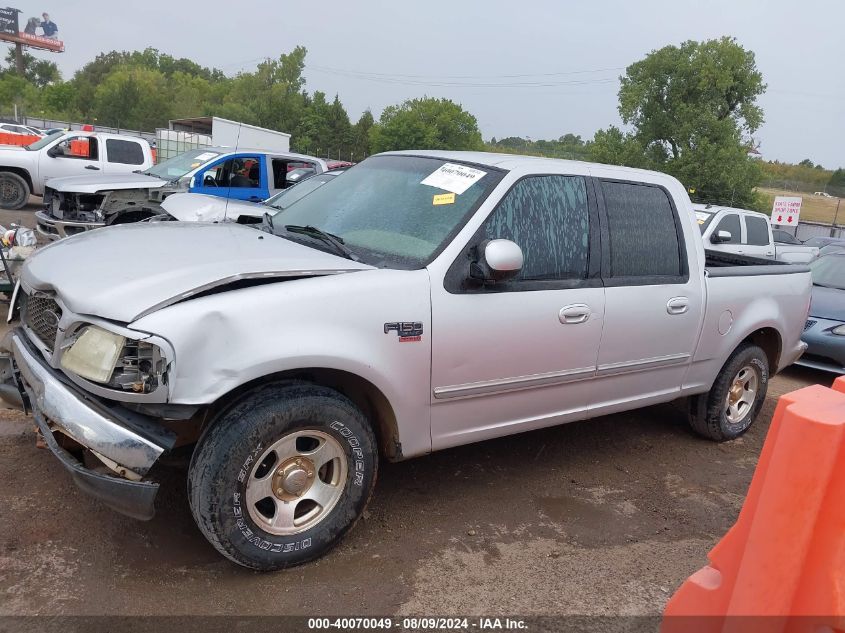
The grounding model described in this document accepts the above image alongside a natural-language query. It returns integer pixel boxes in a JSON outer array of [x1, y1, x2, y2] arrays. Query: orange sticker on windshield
[[433, 193, 456, 206]]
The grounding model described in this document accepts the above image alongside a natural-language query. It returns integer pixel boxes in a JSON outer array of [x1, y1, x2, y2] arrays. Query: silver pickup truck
[[1, 152, 811, 570]]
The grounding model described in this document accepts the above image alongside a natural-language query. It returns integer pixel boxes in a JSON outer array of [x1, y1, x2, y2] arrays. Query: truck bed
[[704, 249, 811, 277]]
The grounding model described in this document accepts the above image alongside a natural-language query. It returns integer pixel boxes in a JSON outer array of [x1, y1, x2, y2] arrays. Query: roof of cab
[[379, 149, 683, 185]]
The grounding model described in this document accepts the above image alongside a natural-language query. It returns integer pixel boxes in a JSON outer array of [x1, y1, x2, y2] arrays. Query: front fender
[[131, 269, 433, 458]]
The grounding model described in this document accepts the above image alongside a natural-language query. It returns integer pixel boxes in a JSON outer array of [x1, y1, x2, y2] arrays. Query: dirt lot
[[0, 203, 834, 618]]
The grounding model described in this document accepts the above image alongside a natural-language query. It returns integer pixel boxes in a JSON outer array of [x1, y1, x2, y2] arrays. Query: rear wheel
[[188, 382, 378, 570], [688, 343, 769, 441], [0, 172, 30, 210]]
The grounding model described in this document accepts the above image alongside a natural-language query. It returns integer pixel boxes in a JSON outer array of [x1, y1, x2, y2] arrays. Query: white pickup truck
[[1, 152, 811, 570], [695, 203, 819, 263], [0, 131, 154, 210]]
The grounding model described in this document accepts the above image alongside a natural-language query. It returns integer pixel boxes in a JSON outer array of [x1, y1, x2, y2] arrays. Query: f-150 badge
[[384, 322, 423, 342]]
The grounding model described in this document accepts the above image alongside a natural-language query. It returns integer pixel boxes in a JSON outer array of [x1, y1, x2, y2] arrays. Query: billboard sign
[[0, 7, 63, 53], [771, 196, 802, 226], [0, 6, 18, 35]]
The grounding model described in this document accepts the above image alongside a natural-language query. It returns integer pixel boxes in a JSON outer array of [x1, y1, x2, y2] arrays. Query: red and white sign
[[771, 196, 802, 226]]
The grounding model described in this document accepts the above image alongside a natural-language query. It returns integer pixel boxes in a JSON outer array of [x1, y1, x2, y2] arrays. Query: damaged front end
[[0, 286, 196, 520], [37, 184, 179, 241]]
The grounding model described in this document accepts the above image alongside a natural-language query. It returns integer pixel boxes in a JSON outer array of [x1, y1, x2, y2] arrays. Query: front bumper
[[8, 330, 175, 519], [797, 318, 845, 374], [35, 210, 103, 241]]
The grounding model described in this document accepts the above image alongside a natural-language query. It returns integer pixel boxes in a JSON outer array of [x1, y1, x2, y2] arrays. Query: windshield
[[265, 173, 337, 212], [696, 210, 715, 233], [810, 255, 845, 290], [270, 155, 504, 268], [144, 149, 221, 180], [25, 131, 63, 151]]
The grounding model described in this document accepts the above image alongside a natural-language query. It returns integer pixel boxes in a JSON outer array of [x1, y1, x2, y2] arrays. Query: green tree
[[352, 109, 374, 160], [592, 37, 766, 206], [369, 97, 483, 153], [2, 49, 60, 88], [798, 158, 814, 168], [92, 67, 172, 130]]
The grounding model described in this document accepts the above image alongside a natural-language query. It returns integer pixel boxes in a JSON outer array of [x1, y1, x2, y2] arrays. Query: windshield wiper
[[284, 225, 360, 262]]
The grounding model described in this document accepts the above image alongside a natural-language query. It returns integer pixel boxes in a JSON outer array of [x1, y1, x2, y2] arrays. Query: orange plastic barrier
[[0, 132, 40, 147], [69, 138, 91, 158], [661, 375, 845, 633]]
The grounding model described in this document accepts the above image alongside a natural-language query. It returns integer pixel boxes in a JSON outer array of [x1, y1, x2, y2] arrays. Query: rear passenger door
[[590, 178, 704, 412], [742, 214, 775, 258]]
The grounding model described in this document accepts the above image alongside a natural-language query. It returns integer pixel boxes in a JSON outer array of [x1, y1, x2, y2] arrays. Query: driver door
[[189, 156, 232, 201], [430, 174, 605, 450], [38, 135, 103, 183]]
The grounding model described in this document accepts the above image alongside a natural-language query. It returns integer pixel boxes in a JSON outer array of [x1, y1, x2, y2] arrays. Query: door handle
[[85, 165, 100, 170], [667, 297, 689, 315], [559, 304, 591, 324]]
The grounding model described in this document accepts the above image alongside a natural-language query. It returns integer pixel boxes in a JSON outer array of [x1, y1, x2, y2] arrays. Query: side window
[[51, 136, 98, 160], [745, 216, 770, 246], [713, 214, 741, 244], [229, 156, 261, 188], [601, 181, 682, 278], [481, 175, 590, 282], [200, 159, 230, 187], [106, 139, 145, 165]]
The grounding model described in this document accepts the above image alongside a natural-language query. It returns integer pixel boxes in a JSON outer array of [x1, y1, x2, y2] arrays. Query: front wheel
[[688, 343, 769, 441], [188, 382, 378, 570], [0, 172, 30, 210]]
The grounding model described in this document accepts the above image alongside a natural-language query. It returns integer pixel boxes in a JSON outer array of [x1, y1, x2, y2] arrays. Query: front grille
[[804, 319, 817, 332], [22, 293, 62, 351]]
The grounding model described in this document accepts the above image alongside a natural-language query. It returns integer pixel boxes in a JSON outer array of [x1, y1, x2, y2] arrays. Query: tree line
[[2, 39, 841, 205]]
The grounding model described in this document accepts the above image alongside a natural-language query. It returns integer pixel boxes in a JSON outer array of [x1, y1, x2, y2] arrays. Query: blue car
[[37, 148, 329, 240], [797, 252, 845, 374]]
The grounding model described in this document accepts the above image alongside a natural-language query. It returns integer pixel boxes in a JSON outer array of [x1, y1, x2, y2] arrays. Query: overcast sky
[[19, 0, 845, 167]]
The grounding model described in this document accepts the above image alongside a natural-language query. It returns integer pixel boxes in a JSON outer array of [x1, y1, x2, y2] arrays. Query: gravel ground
[[0, 202, 833, 618]]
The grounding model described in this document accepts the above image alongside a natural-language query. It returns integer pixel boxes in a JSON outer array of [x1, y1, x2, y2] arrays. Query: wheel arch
[[0, 167, 33, 192], [207, 367, 402, 461], [742, 326, 782, 373]]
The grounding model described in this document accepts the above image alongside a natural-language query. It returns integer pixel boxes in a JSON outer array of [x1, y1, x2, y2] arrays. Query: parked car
[[796, 252, 845, 374], [35, 148, 330, 239], [802, 236, 845, 249], [0, 131, 154, 210], [0, 123, 40, 137], [813, 192, 834, 198], [161, 169, 346, 224], [0, 151, 811, 570], [695, 204, 819, 263], [772, 229, 801, 245]]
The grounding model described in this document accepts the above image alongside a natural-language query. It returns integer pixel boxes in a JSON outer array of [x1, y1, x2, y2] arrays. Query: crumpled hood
[[810, 284, 845, 322], [46, 172, 169, 193], [162, 192, 264, 222], [21, 222, 373, 323]]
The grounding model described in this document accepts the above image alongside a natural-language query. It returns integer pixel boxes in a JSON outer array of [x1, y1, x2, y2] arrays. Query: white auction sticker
[[195, 152, 219, 162], [421, 163, 487, 195], [694, 211, 711, 224]]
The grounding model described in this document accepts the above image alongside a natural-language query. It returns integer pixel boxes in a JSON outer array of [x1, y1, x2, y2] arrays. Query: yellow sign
[[433, 193, 456, 206]]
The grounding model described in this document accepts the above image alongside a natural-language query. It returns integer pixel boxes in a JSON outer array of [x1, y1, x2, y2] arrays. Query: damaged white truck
[[1, 152, 811, 570]]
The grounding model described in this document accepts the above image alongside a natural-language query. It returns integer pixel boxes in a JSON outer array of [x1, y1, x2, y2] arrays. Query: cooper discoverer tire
[[188, 382, 378, 570], [0, 172, 30, 210], [688, 343, 769, 442]]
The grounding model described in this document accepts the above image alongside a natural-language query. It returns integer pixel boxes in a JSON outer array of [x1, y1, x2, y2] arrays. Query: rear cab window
[[599, 180, 686, 284], [105, 139, 145, 165]]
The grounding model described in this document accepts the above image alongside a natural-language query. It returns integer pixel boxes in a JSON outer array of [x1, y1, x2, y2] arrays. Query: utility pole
[[14, 42, 24, 75]]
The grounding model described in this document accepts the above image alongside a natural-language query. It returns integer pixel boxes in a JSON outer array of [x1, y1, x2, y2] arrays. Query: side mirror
[[470, 239, 524, 283], [46, 145, 62, 158], [711, 230, 732, 244]]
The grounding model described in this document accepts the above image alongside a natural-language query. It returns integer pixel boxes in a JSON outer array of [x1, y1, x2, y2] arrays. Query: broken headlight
[[61, 326, 166, 393], [61, 326, 125, 383]]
